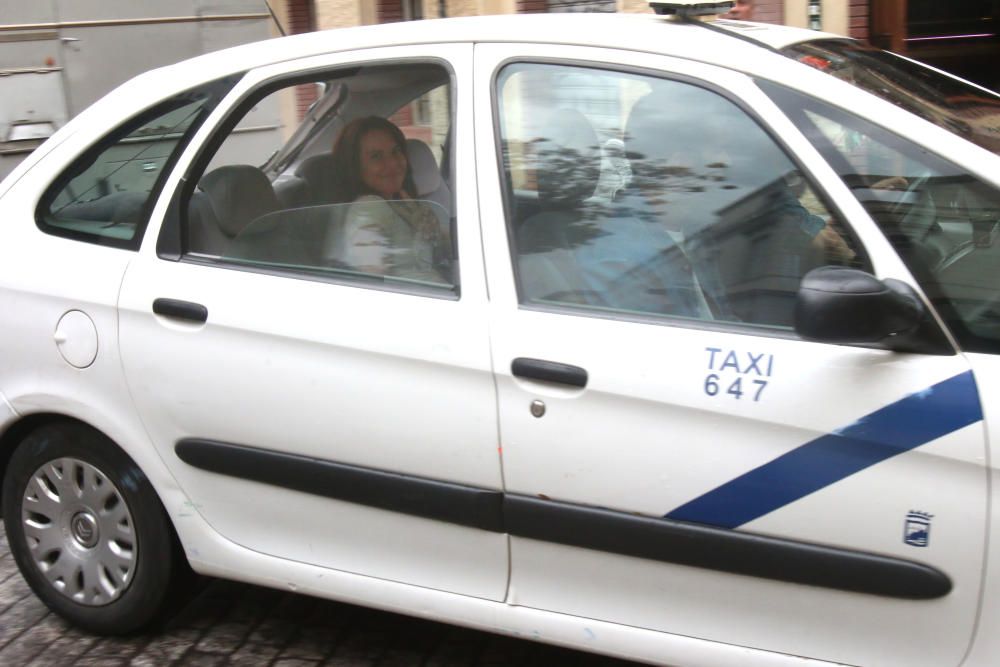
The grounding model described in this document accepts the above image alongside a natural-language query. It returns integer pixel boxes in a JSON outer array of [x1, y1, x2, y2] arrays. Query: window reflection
[[498, 63, 866, 329], [785, 40, 1000, 157]]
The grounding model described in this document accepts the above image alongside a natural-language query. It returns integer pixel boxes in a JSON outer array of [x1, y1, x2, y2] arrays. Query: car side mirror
[[795, 267, 951, 354]]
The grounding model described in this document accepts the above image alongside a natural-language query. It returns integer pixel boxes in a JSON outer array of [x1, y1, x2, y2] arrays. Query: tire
[[2, 422, 182, 634]]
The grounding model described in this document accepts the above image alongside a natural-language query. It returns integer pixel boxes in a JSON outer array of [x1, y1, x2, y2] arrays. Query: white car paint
[[471, 45, 988, 667], [0, 10, 998, 667], [117, 42, 510, 602]]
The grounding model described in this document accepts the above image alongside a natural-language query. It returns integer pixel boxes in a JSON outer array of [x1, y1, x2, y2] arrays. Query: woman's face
[[359, 128, 407, 198]]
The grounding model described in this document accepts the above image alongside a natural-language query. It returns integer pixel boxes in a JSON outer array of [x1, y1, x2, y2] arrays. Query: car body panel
[[0, 391, 16, 429], [0, 159, 187, 523], [0, 12, 998, 667], [116, 43, 510, 600], [471, 40, 988, 667], [176, 498, 841, 667], [960, 353, 1000, 667]]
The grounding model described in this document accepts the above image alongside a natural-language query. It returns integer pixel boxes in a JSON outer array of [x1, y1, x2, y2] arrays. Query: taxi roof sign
[[649, 1, 735, 18]]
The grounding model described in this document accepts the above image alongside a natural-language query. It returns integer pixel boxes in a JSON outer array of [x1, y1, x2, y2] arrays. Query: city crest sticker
[[904, 511, 933, 547]]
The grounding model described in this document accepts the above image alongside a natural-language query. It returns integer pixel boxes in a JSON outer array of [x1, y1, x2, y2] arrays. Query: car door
[[474, 44, 987, 666], [118, 44, 509, 601], [762, 77, 1000, 666]]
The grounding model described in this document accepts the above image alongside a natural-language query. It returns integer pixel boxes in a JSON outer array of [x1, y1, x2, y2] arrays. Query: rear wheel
[[2, 422, 181, 634]]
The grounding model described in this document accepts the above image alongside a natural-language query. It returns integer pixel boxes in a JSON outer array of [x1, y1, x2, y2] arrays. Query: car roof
[[137, 13, 845, 91], [3, 12, 848, 194], [710, 17, 846, 49]]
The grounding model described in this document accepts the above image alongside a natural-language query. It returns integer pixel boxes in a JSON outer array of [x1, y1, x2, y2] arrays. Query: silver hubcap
[[71, 512, 99, 548], [21, 457, 137, 606]]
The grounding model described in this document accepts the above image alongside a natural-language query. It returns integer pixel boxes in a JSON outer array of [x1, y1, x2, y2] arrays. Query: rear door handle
[[511, 357, 588, 388], [152, 298, 208, 324]]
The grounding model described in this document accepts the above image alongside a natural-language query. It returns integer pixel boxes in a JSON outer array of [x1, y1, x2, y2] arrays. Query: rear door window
[[182, 62, 457, 294]]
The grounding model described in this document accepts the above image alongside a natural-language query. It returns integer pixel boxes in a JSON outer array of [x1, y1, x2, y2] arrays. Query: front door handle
[[152, 298, 208, 323], [511, 357, 588, 388]]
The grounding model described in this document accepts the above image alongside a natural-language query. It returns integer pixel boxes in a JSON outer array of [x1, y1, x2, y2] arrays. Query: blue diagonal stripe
[[665, 371, 983, 529]]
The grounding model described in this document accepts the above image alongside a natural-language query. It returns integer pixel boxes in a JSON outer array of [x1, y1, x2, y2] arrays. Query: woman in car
[[328, 116, 447, 284]]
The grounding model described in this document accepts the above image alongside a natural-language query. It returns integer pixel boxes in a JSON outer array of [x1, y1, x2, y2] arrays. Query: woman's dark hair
[[329, 116, 416, 203]]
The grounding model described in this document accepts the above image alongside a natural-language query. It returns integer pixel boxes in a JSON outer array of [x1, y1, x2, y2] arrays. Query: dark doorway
[[870, 0, 1000, 91]]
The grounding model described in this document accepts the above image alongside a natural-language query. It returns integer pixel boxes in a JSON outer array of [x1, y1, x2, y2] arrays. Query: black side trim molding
[[504, 496, 951, 600], [175, 439, 503, 532], [175, 439, 951, 599]]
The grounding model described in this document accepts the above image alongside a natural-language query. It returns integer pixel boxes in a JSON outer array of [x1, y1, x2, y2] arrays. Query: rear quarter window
[[35, 76, 239, 249]]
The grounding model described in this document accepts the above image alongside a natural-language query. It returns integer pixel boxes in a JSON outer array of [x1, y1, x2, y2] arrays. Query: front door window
[[497, 62, 868, 330], [763, 81, 1000, 353]]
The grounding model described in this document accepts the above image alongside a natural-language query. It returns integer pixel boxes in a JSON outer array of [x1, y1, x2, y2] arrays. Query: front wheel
[[2, 422, 182, 634]]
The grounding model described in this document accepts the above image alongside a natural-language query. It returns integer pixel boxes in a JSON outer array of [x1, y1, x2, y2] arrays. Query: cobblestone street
[[0, 524, 641, 667]]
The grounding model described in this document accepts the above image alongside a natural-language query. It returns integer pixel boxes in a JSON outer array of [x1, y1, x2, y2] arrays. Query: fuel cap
[[54, 310, 98, 369]]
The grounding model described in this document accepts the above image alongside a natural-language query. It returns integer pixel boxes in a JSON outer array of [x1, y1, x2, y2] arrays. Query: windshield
[[762, 80, 1000, 354], [783, 39, 1000, 157]]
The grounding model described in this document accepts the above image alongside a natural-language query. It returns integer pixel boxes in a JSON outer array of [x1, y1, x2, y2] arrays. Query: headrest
[[628, 89, 748, 159], [405, 139, 443, 196], [624, 94, 671, 164], [533, 109, 600, 207], [295, 153, 337, 203], [625, 90, 789, 187], [199, 165, 279, 238]]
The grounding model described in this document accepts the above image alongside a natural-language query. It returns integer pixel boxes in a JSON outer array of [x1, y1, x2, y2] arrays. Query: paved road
[[0, 524, 642, 667]]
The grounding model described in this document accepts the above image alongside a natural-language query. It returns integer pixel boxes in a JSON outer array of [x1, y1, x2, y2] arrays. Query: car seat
[[406, 138, 452, 216], [294, 153, 338, 206], [188, 165, 280, 256]]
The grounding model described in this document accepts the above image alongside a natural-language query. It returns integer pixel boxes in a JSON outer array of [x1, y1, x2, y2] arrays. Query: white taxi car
[[2, 3, 999, 665]]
